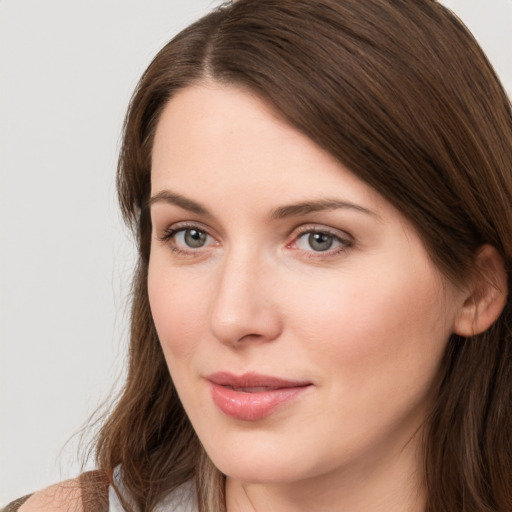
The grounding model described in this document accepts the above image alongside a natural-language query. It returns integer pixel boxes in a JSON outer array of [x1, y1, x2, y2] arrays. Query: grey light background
[[1, 0, 511, 505]]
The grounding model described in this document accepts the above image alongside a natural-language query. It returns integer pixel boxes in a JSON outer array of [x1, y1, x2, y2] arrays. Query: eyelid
[[157, 221, 215, 240], [289, 224, 353, 241]]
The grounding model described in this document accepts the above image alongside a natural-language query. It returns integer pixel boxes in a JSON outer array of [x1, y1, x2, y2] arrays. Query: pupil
[[309, 232, 333, 251], [185, 229, 206, 248]]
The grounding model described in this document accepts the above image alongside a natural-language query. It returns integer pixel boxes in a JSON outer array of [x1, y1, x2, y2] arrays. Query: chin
[[205, 438, 325, 485], [218, 460, 307, 485]]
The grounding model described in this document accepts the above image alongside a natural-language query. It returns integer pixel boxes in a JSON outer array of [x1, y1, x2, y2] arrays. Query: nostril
[[209, 302, 282, 347]]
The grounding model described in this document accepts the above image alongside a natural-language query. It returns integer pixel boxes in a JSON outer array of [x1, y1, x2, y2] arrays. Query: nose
[[209, 250, 283, 347]]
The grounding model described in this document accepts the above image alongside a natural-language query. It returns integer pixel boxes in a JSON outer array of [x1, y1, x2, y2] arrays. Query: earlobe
[[453, 245, 508, 337]]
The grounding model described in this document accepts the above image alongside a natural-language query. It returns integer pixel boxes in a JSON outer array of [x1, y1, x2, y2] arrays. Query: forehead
[[151, 83, 381, 209], [152, 83, 315, 180]]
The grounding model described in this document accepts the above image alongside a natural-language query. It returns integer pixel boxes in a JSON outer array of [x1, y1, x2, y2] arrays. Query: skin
[[19, 479, 82, 512], [148, 83, 469, 512]]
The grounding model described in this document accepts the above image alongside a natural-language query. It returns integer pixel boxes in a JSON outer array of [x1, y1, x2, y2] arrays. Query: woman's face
[[148, 83, 464, 487]]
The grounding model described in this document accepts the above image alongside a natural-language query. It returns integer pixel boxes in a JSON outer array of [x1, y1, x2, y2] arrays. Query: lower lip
[[209, 382, 311, 421]]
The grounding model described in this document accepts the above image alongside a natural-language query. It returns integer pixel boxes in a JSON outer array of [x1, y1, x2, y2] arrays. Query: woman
[[8, 0, 512, 510]]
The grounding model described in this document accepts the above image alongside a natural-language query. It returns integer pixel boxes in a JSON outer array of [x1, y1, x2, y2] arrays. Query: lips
[[207, 372, 312, 421]]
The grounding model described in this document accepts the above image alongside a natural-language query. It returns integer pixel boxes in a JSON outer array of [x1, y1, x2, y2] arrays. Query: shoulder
[[4, 471, 109, 512], [16, 478, 82, 512]]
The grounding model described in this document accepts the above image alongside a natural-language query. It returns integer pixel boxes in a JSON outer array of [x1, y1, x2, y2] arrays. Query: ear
[[454, 245, 508, 337]]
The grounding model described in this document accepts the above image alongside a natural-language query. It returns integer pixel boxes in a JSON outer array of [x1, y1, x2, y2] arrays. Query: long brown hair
[[94, 1, 512, 510]]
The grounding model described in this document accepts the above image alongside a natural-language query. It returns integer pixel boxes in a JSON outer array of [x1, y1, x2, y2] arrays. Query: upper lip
[[207, 372, 312, 389]]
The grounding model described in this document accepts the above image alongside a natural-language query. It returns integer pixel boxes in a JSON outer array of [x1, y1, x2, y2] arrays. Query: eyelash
[[289, 225, 353, 258], [157, 223, 216, 258], [157, 223, 353, 259]]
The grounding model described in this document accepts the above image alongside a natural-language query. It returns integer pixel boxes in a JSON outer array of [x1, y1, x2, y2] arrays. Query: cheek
[[148, 261, 209, 363], [286, 262, 452, 393]]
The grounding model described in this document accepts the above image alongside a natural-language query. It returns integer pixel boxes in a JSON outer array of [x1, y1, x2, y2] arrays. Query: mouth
[[206, 372, 312, 421], [223, 385, 283, 392]]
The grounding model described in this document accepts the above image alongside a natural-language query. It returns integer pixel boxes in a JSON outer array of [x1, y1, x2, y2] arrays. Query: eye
[[158, 224, 218, 254], [299, 232, 337, 252], [175, 228, 209, 248], [292, 228, 351, 255]]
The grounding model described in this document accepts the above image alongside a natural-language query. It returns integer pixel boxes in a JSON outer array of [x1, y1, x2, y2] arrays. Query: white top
[[109, 467, 198, 512]]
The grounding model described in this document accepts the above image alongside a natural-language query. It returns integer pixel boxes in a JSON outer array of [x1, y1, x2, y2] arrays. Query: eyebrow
[[269, 198, 378, 220], [149, 189, 377, 219], [148, 190, 211, 215]]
